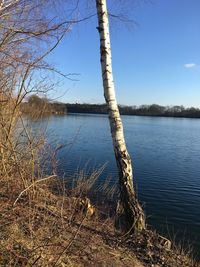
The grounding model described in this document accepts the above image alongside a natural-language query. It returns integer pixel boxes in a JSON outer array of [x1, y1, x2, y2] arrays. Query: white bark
[[96, 0, 145, 232]]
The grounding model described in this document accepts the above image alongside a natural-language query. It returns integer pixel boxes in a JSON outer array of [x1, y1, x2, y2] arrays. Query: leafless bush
[[0, 0, 71, 193]]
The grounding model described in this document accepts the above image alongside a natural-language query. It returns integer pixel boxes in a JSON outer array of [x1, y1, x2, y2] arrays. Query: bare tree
[[0, 0, 72, 190], [96, 0, 145, 232]]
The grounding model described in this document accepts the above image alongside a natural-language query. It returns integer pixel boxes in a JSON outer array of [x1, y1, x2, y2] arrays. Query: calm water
[[33, 113, 200, 256]]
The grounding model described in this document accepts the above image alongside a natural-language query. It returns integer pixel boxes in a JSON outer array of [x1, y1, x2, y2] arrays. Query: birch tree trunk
[[96, 0, 145, 232]]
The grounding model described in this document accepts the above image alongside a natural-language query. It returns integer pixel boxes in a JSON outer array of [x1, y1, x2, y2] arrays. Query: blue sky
[[49, 0, 200, 107]]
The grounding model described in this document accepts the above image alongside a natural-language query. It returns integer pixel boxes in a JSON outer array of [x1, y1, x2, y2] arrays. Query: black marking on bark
[[102, 69, 111, 76], [96, 1, 103, 7], [96, 26, 103, 33]]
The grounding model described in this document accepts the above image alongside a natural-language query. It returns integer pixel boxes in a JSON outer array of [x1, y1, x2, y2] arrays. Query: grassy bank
[[0, 172, 199, 267]]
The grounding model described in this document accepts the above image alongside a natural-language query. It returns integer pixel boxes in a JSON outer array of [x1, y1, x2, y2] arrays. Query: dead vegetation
[[0, 170, 140, 267], [0, 162, 199, 267]]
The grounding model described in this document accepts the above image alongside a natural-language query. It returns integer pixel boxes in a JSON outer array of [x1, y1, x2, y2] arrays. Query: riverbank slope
[[0, 176, 198, 267]]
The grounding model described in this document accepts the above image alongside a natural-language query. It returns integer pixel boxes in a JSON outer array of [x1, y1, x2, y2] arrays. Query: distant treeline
[[21, 96, 200, 118], [66, 103, 200, 118], [21, 95, 67, 116]]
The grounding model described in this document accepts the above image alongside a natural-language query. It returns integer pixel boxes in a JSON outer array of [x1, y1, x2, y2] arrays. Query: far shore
[[65, 103, 200, 119], [21, 95, 200, 119]]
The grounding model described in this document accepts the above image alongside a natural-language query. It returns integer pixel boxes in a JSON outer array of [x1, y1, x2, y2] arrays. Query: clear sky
[[49, 0, 200, 107]]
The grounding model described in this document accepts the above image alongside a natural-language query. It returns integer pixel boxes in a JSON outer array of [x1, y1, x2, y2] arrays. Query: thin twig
[[13, 175, 57, 206]]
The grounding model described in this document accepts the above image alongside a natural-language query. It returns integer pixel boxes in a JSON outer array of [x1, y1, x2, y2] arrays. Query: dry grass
[[0, 170, 199, 267], [0, 173, 144, 267]]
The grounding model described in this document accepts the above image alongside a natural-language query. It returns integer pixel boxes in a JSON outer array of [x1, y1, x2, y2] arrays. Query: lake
[[31, 113, 200, 257]]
